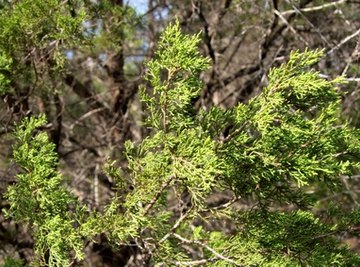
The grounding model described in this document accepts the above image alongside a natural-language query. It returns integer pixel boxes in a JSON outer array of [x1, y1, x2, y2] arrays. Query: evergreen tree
[[3, 21, 360, 266]]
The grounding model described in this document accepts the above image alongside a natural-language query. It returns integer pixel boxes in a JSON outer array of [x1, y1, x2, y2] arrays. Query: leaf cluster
[[4, 21, 360, 267], [0, 0, 86, 95], [4, 115, 84, 266]]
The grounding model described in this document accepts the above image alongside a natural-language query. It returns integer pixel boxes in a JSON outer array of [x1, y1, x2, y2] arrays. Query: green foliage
[[100, 22, 220, 247], [0, 0, 85, 48], [4, 21, 360, 266], [0, 0, 85, 94], [218, 49, 360, 205], [90, 1, 140, 50], [141, 20, 210, 130], [1, 257, 27, 267], [4, 115, 84, 266], [0, 52, 12, 95], [244, 210, 360, 266]]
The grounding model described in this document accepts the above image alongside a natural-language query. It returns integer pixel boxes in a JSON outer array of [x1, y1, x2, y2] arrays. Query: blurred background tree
[[0, 0, 360, 266]]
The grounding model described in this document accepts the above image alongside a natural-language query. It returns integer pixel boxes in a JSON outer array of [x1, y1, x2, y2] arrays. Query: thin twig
[[144, 174, 175, 215], [220, 121, 248, 144], [172, 233, 243, 266], [274, 9, 309, 46], [285, 0, 330, 46], [157, 258, 218, 266], [69, 107, 106, 130], [327, 28, 360, 55], [159, 206, 194, 243], [318, 74, 360, 82], [281, 0, 347, 15], [210, 195, 240, 211]]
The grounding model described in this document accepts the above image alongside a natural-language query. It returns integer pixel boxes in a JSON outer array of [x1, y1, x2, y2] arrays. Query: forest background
[[1, 0, 360, 266]]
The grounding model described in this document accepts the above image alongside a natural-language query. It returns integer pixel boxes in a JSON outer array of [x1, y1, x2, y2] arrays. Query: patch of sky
[[99, 53, 107, 64], [65, 1, 164, 64], [127, 0, 148, 15], [127, 0, 169, 20], [65, 50, 74, 60], [83, 19, 103, 37]]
